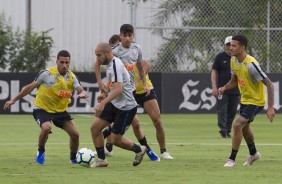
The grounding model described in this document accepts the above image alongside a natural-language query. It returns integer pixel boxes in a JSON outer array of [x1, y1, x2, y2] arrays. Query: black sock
[[229, 149, 238, 161], [38, 145, 45, 153], [247, 143, 257, 155], [70, 152, 76, 160], [138, 136, 150, 150], [102, 126, 112, 139], [96, 147, 105, 160], [131, 143, 142, 153], [106, 143, 113, 152], [160, 148, 167, 154]]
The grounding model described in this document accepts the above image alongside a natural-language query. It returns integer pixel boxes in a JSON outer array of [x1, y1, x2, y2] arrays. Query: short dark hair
[[120, 24, 134, 34], [109, 34, 121, 45], [232, 35, 248, 49], [57, 50, 70, 59]]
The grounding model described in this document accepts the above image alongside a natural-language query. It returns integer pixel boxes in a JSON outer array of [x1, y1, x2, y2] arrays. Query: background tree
[[0, 13, 13, 71], [150, 0, 282, 72], [0, 12, 53, 72]]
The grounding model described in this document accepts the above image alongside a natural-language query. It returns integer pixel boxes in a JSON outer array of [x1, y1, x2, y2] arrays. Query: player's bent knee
[[131, 122, 141, 130], [41, 123, 52, 132], [90, 124, 98, 135], [71, 131, 79, 140]]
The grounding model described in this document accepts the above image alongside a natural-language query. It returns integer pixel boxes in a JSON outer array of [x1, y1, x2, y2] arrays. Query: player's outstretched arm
[[3, 81, 37, 110]]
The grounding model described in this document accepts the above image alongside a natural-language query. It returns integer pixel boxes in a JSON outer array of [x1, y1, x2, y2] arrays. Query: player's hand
[[94, 103, 105, 117], [3, 100, 15, 110], [98, 82, 109, 94], [97, 93, 107, 103], [77, 92, 89, 102], [218, 87, 225, 95], [267, 106, 275, 122], [144, 85, 150, 96]]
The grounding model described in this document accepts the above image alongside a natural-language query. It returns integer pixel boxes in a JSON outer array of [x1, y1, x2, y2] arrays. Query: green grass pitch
[[0, 114, 281, 184]]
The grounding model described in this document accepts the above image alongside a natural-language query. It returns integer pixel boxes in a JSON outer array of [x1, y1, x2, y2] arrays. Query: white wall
[[0, 0, 26, 30], [0, 0, 161, 71]]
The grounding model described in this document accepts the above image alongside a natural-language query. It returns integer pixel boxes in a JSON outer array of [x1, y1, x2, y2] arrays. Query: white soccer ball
[[76, 148, 95, 167]]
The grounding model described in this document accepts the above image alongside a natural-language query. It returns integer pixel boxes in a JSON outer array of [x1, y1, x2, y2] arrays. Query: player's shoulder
[[230, 56, 238, 66], [246, 55, 258, 63], [113, 57, 124, 67], [112, 43, 120, 50], [36, 69, 49, 78], [38, 69, 49, 75], [113, 56, 122, 62], [131, 42, 141, 49], [67, 69, 76, 76], [112, 43, 121, 53]]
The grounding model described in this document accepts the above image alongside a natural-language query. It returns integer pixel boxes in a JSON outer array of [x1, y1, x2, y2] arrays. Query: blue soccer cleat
[[146, 148, 160, 162], [36, 151, 45, 165], [70, 159, 78, 164]]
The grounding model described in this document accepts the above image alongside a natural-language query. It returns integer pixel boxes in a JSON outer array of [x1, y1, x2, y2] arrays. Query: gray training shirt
[[106, 57, 137, 111], [112, 42, 143, 91]]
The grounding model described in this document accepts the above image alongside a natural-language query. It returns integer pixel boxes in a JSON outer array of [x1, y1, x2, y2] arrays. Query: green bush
[[0, 12, 53, 72]]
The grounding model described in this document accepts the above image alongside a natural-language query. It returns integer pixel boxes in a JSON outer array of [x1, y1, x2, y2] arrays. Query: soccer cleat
[[160, 152, 174, 159], [219, 131, 227, 138], [90, 158, 108, 168], [133, 146, 147, 166], [243, 152, 261, 166], [104, 147, 113, 157], [36, 151, 45, 165], [224, 159, 235, 167], [70, 159, 78, 164], [146, 149, 160, 162]]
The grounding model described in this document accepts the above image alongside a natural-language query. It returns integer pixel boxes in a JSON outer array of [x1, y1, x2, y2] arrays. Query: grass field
[[0, 114, 282, 184]]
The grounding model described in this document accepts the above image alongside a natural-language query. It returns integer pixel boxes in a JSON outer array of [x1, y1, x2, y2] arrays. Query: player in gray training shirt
[[90, 42, 146, 168], [94, 24, 173, 161], [105, 55, 137, 110], [112, 42, 143, 91]]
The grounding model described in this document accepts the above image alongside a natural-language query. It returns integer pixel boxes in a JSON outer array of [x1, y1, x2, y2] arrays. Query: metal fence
[[133, 0, 282, 73]]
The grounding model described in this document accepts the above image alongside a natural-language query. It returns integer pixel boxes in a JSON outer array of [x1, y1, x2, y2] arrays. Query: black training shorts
[[33, 109, 73, 129], [133, 89, 157, 107], [99, 103, 137, 135], [239, 104, 264, 123]]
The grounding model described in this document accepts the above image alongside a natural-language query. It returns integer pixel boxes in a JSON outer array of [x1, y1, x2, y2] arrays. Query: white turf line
[[1, 142, 282, 146]]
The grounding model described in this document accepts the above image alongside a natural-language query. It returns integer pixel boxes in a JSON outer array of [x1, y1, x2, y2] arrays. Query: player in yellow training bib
[[218, 35, 275, 167], [3, 50, 88, 165]]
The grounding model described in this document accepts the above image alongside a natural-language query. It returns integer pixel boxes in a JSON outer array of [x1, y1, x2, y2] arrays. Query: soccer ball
[[76, 148, 95, 167]]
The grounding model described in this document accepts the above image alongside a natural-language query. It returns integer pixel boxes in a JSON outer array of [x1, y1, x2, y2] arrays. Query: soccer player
[[218, 35, 275, 167], [3, 50, 88, 165], [95, 25, 173, 160], [100, 34, 158, 159], [90, 42, 146, 167], [211, 36, 240, 138]]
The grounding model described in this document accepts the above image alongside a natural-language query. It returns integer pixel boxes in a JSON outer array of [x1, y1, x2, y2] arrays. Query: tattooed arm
[[75, 85, 88, 100], [262, 77, 275, 122]]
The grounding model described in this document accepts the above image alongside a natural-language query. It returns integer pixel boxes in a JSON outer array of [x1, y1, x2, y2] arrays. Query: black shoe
[[226, 133, 232, 138], [219, 131, 227, 138]]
